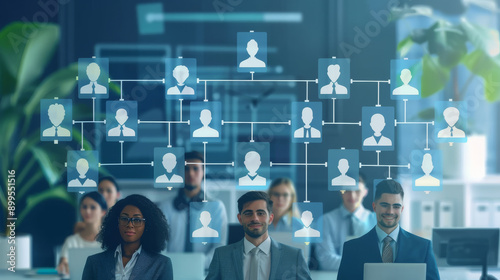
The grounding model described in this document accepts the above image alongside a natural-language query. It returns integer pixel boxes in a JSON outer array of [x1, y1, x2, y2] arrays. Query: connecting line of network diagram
[[70, 67, 436, 199]]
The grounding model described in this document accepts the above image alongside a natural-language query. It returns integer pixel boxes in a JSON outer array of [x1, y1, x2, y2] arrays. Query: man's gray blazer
[[205, 238, 312, 280]]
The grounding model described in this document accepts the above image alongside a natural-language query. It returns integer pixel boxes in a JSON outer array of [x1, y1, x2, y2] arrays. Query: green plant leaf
[[460, 18, 500, 57], [109, 81, 121, 96], [24, 63, 78, 115], [11, 23, 60, 106], [397, 35, 414, 58], [415, 107, 435, 121], [462, 49, 500, 102], [390, 5, 434, 21], [0, 22, 29, 79], [427, 20, 467, 68], [421, 54, 451, 97], [17, 186, 75, 226], [0, 106, 20, 154], [30, 146, 61, 185]]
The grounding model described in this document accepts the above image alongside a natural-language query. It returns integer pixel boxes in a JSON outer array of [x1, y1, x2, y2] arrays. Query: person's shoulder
[[322, 208, 339, 226], [205, 196, 225, 207], [345, 227, 376, 246], [400, 228, 430, 245], [146, 251, 172, 263], [216, 240, 242, 253], [275, 241, 301, 254], [87, 250, 112, 262], [64, 233, 81, 244]]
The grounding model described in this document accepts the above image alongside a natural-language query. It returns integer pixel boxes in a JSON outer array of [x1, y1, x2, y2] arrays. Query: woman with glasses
[[267, 178, 301, 232], [82, 194, 173, 280], [57, 191, 107, 275]]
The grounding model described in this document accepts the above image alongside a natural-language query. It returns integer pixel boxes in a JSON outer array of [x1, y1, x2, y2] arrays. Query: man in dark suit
[[337, 179, 440, 280], [206, 191, 311, 280]]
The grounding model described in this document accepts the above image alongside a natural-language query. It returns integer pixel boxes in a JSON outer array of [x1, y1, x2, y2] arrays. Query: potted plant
[[393, 3, 500, 179]]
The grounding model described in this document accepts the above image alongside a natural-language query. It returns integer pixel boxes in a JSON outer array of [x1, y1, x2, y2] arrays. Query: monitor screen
[[432, 228, 500, 267]]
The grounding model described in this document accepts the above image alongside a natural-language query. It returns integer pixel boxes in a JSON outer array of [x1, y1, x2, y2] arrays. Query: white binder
[[472, 201, 491, 227], [421, 200, 435, 231], [438, 201, 453, 228]]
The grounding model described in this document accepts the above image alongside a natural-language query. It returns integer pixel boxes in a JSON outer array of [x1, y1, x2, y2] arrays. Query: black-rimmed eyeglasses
[[118, 217, 146, 227]]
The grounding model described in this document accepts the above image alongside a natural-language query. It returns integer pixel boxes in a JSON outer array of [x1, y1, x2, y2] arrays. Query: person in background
[[57, 191, 107, 275], [314, 174, 376, 270], [98, 176, 121, 209], [158, 151, 227, 269], [83, 194, 173, 280], [73, 176, 121, 234], [267, 177, 300, 232]]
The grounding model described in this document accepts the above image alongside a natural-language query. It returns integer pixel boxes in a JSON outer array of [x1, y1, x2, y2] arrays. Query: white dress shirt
[[114, 245, 142, 280], [243, 236, 271, 280]]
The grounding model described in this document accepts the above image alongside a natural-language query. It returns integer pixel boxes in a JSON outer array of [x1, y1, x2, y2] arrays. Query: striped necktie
[[382, 236, 393, 263]]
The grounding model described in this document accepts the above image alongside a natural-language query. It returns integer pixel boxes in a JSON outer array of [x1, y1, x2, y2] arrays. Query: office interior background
[[2, 0, 500, 278]]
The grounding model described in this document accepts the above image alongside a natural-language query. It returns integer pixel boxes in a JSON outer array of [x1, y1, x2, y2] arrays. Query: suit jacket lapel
[[395, 227, 408, 263], [367, 227, 383, 263], [232, 240, 244, 280], [269, 239, 281, 279], [130, 250, 153, 279], [102, 249, 116, 279]]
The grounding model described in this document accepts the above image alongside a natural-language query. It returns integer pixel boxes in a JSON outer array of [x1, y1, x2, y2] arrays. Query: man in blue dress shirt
[[337, 179, 440, 280], [159, 151, 228, 269], [314, 175, 376, 270]]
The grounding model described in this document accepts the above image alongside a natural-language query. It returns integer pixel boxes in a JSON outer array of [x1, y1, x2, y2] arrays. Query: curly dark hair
[[97, 194, 169, 254]]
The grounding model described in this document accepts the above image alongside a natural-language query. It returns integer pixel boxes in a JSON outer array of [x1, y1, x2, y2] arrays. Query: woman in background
[[83, 194, 173, 280], [97, 176, 121, 209], [57, 191, 107, 275], [267, 177, 301, 232]]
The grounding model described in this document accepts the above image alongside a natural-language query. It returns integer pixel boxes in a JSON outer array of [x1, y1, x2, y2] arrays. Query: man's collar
[[375, 224, 400, 243], [340, 204, 368, 220], [243, 235, 271, 256]]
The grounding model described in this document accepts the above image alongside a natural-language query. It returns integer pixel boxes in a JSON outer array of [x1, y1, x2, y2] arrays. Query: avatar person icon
[[363, 113, 392, 146], [108, 108, 136, 137], [239, 39, 266, 68], [68, 158, 97, 187], [193, 109, 219, 138], [155, 153, 184, 183], [42, 103, 71, 137], [415, 153, 440, 187], [294, 107, 321, 138], [393, 69, 419, 95], [437, 107, 465, 138], [320, 64, 348, 95], [238, 151, 266, 186], [192, 211, 219, 238], [331, 159, 356, 186], [294, 211, 321, 238], [80, 62, 107, 94], [167, 65, 195, 95]]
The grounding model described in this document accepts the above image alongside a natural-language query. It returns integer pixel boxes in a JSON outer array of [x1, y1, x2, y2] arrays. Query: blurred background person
[[267, 177, 300, 232], [73, 176, 121, 234], [159, 151, 227, 269], [97, 176, 121, 209], [314, 174, 376, 270], [57, 191, 107, 275]]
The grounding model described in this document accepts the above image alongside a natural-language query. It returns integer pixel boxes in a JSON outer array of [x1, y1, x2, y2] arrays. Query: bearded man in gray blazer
[[205, 191, 311, 280]]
